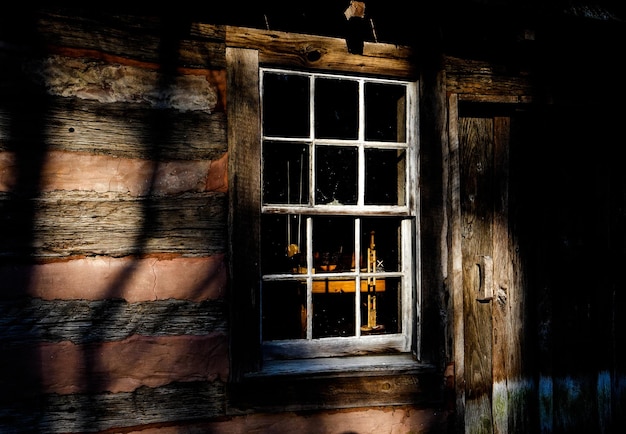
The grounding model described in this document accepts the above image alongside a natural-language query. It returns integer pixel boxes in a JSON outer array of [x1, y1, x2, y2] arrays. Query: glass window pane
[[365, 82, 406, 142], [315, 78, 358, 139], [313, 289, 356, 338], [361, 276, 401, 335], [365, 148, 406, 205], [262, 280, 306, 340], [263, 141, 309, 205], [361, 217, 401, 273], [261, 214, 307, 274], [312, 216, 355, 273], [263, 73, 310, 137], [315, 145, 357, 205]]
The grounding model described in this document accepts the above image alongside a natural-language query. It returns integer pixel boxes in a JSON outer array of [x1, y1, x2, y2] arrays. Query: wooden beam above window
[[225, 26, 417, 79]]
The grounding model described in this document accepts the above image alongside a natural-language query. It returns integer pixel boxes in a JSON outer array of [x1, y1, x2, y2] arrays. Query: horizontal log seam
[[3, 334, 229, 395], [0, 254, 227, 302]]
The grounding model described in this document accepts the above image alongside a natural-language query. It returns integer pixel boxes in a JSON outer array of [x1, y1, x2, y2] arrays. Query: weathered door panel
[[456, 108, 525, 434], [452, 98, 623, 432], [459, 116, 495, 433]]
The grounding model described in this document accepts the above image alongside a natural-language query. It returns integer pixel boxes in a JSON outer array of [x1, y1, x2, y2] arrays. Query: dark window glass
[[365, 148, 406, 205], [262, 280, 307, 340], [263, 73, 310, 137], [365, 82, 406, 142], [315, 78, 358, 139], [315, 145, 357, 205], [311, 216, 355, 273], [261, 214, 307, 275], [262, 141, 309, 205], [313, 289, 356, 338], [361, 217, 401, 273]]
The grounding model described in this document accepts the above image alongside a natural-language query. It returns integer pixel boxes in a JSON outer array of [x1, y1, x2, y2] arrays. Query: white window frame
[[259, 67, 421, 367]]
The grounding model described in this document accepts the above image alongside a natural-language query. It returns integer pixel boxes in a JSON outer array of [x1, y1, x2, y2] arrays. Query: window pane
[[315, 78, 358, 139], [315, 146, 357, 205], [361, 276, 401, 335], [365, 148, 406, 205], [312, 216, 354, 273], [262, 280, 306, 340], [261, 214, 307, 274], [361, 217, 401, 273], [365, 82, 406, 142], [263, 73, 310, 137], [361, 220, 402, 335], [263, 141, 309, 205], [313, 289, 356, 338]]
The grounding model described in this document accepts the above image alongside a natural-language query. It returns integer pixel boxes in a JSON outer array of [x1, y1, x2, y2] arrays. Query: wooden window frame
[[259, 67, 417, 359], [226, 28, 440, 409]]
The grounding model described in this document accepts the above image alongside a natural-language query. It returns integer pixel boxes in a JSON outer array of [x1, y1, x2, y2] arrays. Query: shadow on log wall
[[1, 10, 230, 432]]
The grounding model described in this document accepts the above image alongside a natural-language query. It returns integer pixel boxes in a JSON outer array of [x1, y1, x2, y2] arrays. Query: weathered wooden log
[[225, 26, 416, 79], [0, 298, 227, 344], [0, 191, 227, 258], [35, 10, 227, 69], [0, 380, 226, 433], [0, 150, 227, 195], [445, 56, 535, 102], [229, 371, 442, 412], [0, 98, 227, 160]]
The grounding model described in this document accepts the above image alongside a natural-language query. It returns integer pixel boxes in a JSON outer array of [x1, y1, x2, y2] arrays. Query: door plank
[[459, 116, 495, 433]]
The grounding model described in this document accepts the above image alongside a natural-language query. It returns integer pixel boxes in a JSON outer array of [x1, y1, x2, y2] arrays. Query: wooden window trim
[[228, 46, 263, 379], [225, 26, 417, 79]]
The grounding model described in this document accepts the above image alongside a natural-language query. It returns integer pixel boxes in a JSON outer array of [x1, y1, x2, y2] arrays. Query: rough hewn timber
[[445, 56, 535, 103], [447, 93, 466, 426], [0, 191, 227, 258], [0, 98, 227, 161], [0, 380, 226, 433], [0, 150, 227, 195], [229, 371, 443, 413], [35, 10, 227, 69], [226, 26, 416, 79], [0, 298, 227, 344], [227, 47, 262, 380]]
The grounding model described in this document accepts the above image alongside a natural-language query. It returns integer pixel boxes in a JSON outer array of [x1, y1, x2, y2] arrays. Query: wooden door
[[459, 113, 495, 433], [451, 97, 516, 433]]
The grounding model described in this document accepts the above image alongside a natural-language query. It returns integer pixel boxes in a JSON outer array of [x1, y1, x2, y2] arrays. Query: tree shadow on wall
[[0, 9, 228, 432], [0, 8, 52, 430]]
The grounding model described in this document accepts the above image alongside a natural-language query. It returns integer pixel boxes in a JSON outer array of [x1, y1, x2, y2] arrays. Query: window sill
[[249, 354, 433, 378], [228, 355, 443, 413]]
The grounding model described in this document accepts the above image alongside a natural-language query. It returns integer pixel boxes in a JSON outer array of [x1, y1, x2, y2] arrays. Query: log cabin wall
[[0, 9, 450, 433], [1, 6, 625, 434], [0, 10, 233, 433]]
